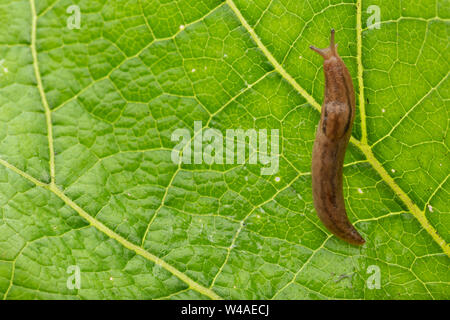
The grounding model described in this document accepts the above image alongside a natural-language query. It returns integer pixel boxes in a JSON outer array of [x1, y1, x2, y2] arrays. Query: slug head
[[310, 29, 339, 60]]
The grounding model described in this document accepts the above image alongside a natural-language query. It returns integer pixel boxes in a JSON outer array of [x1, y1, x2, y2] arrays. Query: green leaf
[[0, 0, 448, 299]]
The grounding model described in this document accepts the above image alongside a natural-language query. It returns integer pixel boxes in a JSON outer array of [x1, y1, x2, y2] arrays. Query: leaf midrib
[[30, 0, 55, 184]]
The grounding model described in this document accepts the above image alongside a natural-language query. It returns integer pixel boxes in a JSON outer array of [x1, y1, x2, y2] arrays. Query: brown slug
[[310, 29, 365, 245]]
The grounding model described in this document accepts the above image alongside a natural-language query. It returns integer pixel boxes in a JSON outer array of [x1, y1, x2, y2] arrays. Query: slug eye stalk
[[309, 29, 338, 59]]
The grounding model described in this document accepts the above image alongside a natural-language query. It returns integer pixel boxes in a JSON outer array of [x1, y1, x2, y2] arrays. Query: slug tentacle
[[310, 28, 338, 59], [310, 29, 365, 246]]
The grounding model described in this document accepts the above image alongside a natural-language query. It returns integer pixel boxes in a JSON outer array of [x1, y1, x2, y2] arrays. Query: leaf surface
[[0, 0, 448, 299]]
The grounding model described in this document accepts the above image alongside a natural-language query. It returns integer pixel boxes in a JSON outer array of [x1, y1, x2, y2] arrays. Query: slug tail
[[339, 224, 366, 246]]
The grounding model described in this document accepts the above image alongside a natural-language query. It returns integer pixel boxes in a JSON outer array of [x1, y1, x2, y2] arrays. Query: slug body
[[310, 29, 365, 245]]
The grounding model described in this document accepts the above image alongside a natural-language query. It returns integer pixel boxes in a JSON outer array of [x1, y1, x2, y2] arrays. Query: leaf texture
[[0, 0, 448, 299]]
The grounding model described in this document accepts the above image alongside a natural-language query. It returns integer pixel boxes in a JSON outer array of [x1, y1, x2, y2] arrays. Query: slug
[[310, 29, 365, 245]]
